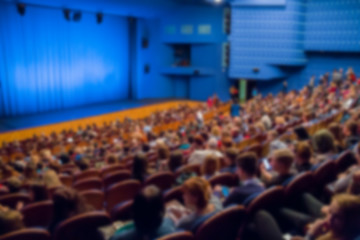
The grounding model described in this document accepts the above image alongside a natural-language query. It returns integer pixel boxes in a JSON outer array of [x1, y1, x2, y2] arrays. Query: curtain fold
[[0, 3, 129, 117]]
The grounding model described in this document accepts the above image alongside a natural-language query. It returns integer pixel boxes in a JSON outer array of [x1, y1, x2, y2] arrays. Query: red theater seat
[[0, 229, 50, 240], [21, 200, 53, 228]]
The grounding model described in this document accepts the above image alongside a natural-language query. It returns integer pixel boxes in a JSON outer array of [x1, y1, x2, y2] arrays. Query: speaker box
[[144, 64, 150, 73], [142, 38, 149, 48]]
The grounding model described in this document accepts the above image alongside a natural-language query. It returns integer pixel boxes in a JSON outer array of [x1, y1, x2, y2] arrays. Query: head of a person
[[30, 182, 48, 202], [77, 158, 90, 171], [194, 135, 204, 149], [328, 123, 344, 142], [313, 129, 335, 154], [202, 155, 219, 177], [59, 154, 70, 165], [52, 187, 91, 224], [344, 121, 358, 137], [168, 151, 183, 173], [207, 138, 218, 150], [133, 185, 164, 234], [294, 141, 312, 165], [236, 152, 257, 180], [43, 169, 62, 189], [5, 177, 22, 193], [157, 145, 169, 160], [106, 155, 118, 165], [327, 194, 360, 239], [182, 177, 211, 212], [132, 153, 148, 182], [271, 149, 294, 175], [142, 144, 150, 153], [24, 162, 37, 180], [0, 207, 24, 235], [225, 148, 238, 167]]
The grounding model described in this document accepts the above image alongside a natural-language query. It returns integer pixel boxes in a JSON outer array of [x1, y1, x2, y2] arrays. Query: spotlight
[[17, 3, 26, 16], [96, 13, 103, 24], [63, 9, 71, 21], [73, 11, 82, 22]]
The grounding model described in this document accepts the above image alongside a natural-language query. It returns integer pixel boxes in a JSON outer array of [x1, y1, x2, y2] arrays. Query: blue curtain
[[0, 3, 129, 117]]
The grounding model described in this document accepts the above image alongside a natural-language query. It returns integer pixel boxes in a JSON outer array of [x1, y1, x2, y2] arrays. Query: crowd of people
[[1, 67, 360, 240]]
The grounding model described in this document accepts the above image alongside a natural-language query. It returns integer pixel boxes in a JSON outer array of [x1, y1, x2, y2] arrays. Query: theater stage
[[0, 99, 201, 142]]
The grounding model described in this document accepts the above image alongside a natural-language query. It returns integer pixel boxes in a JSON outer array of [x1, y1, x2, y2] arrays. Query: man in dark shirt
[[261, 149, 295, 187], [223, 152, 265, 207], [344, 121, 360, 148], [220, 148, 238, 174]]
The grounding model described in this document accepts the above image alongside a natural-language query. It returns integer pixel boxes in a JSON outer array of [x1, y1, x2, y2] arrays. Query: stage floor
[[0, 99, 200, 142]]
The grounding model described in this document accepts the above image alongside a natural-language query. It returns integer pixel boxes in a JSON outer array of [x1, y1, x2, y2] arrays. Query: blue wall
[[229, 0, 360, 96], [0, 3, 129, 117], [134, 5, 230, 101]]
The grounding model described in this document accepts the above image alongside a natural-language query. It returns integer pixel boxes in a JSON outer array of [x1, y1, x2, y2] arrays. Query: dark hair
[[157, 145, 169, 160], [30, 182, 48, 202], [133, 185, 164, 235], [77, 158, 90, 171], [5, 177, 22, 193], [294, 126, 310, 141], [49, 187, 92, 233], [132, 153, 148, 183], [59, 154, 70, 165], [236, 152, 257, 176], [168, 151, 183, 172], [225, 148, 238, 165], [142, 144, 150, 153], [346, 121, 358, 136]]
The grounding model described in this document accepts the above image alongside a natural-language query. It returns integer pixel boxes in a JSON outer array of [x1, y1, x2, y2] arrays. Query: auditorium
[[1, 0, 360, 239]]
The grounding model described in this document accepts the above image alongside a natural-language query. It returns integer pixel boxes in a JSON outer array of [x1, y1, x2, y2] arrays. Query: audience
[[177, 177, 218, 233], [0, 206, 24, 236], [223, 152, 265, 207], [294, 141, 313, 173], [220, 148, 238, 174], [261, 149, 295, 187], [201, 155, 220, 180], [110, 185, 175, 240]]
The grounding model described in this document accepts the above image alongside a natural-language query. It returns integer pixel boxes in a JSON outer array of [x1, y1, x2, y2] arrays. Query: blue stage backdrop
[[0, 3, 129, 117]]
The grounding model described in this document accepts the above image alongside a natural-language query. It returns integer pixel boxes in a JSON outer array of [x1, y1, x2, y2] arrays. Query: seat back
[[335, 150, 357, 174], [285, 172, 314, 206], [314, 161, 336, 190], [74, 169, 100, 182], [208, 173, 238, 187], [164, 186, 183, 204], [80, 190, 104, 210], [0, 229, 50, 240], [53, 212, 111, 240], [158, 232, 194, 240], [0, 193, 31, 209], [103, 170, 131, 189], [105, 179, 141, 212], [247, 186, 284, 216], [145, 172, 175, 191], [59, 175, 73, 188], [100, 164, 125, 178], [21, 200, 53, 228], [111, 200, 133, 221], [73, 177, 103, 192], [195, 206, 245, 240]]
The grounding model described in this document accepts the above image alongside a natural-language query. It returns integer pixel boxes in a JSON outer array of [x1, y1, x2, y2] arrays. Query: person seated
[[110, 185, 175, 240], [43, 169, 63, 189], [312, 129, 337, 168], [330, 143, 360, 193], [4, 176, 23, 193], [188, 137, 223, 165], [0, 205, 24, 236], [294, 141, 313, 173], [344, 121, 360, 149], [254, 194, 360, 240], [220, 148, 238, 174], [30, 181, 49, 202], [261, 149, 295, 187], [328, 123, 345, 153], [167, 150, 184, 173], [48, 187, 93, 233], [156, 145, 170, 171], [132, 153, 150, 183], [223, 152, 265, 207], [201, 155, 220, 180], [267, 130, 288, 156], [176, 177, 219, 233]]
